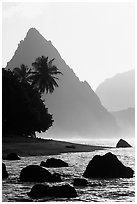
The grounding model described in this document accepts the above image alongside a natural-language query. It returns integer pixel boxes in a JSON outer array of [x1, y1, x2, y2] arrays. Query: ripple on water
[[2, 147, 135, 202]]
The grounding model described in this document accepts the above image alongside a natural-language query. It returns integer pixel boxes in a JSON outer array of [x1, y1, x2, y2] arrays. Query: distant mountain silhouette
[[111, 108, 135, 136], [6, 28, 120, 138], [96, 70, 135, 111]]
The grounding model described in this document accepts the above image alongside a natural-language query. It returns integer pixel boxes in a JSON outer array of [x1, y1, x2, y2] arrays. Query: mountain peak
[[25, 27, 47, 41], [6, 28, 120, 137], [26, 27, 40, 35]]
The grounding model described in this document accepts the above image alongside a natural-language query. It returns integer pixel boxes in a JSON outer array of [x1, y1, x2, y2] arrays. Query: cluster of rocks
[[2, 139, 134, 199]]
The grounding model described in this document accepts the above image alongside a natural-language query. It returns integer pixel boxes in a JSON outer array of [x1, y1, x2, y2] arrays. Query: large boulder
[[40, 158, 68, 168], [4, 153, 20, 160], [27, 184, 77, 199], [72, 178, 88, 186], [20, 165, 62, 182], [49, 184, 77, 198], [2, 163, 8, 178], [116, 139, 132, 148], [27, 184, 49, 198], [20, 165, 52, 182], [83, 152, 134, 178]]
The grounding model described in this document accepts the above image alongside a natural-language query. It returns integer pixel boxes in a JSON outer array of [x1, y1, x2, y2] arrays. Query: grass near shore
[[2, 135, 110, 157]]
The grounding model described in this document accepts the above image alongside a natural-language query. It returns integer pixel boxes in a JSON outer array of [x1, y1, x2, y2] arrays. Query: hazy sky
[[2, 1, 134, 90]]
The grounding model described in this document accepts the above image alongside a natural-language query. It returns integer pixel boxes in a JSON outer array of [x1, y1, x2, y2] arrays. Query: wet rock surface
[[72, 178, 88, 186], [27, 184, 77, 198], [20, 165, 63, 182], [2, 163, 8, 179], [20, 165, 52, 182], [40, 158, 68, 168], [83, 152, 134, 178], [116, 139, 132, 148], [4, 153, 20, 160]]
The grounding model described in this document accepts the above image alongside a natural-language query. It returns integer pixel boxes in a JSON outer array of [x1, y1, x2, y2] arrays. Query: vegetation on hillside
[[2, 56, 62, 138]]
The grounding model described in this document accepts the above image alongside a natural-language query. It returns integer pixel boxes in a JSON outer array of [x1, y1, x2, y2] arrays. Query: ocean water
[[2, 138, 135, 202]]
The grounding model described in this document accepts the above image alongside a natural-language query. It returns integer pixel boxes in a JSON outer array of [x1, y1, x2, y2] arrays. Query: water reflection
[[3, 147, 135, 202]]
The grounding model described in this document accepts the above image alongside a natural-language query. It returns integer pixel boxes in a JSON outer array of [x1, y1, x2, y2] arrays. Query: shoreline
[[2, 136, 112, 157]]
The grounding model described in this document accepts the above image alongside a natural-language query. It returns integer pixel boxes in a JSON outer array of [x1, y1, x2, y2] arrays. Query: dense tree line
[[2, 56, 62, 138]]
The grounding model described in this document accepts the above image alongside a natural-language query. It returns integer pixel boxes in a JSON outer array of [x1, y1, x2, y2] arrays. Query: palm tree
[[13, 64, 31, 84], [30, 56, 63, 95]]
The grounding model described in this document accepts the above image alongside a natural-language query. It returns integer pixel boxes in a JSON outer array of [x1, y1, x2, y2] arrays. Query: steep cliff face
[[6, 28, 120, 138], [96, 70, 135, 112]]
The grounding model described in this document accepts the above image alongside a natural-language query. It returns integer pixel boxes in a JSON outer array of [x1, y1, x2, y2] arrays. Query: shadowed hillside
[[6, 28, 120, 138]]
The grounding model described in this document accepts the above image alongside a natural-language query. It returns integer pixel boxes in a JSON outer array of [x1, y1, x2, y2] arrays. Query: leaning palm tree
[[13, 64, 31, 84], [30, 56, 63, 95]]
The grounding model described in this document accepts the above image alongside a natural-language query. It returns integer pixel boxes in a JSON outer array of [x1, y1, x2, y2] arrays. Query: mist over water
[[37, 132, 135, 147], [65, 137, 135, 148]]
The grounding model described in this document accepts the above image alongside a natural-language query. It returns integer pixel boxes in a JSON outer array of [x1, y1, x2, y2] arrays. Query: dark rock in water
[[5, 153, 20, 160], [51, 173, 62, 182], [40, 161, 47, 168], [83, 152, 134, 178], [20, 165, 62, 183], [27, 184, 49, 198], [116, 139, 132, 148], [27, 184, 77, 198], [20, 165, 52, 182], [40, 158, 68, 168], [2, 163, 8, 178], [72, 178, 88, 186], [49, 184, 77, 198]]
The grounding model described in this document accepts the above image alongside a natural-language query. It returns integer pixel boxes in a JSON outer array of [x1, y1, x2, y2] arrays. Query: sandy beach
[[2, 135, 109, 157]]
